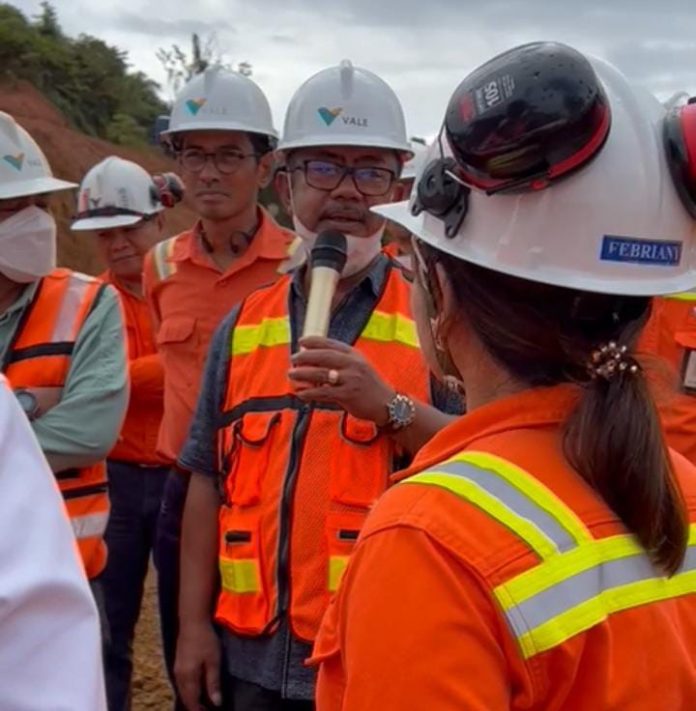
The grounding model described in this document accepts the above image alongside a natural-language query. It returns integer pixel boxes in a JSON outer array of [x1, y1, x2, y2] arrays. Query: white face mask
[[0, 206, 57, 283], [291, 215, 384, 278]]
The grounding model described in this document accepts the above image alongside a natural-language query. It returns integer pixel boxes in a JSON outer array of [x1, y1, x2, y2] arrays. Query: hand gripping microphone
[[302, 230, 348, 338]]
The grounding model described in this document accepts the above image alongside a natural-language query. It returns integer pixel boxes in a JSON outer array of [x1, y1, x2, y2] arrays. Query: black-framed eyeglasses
[[292, 159, 396, 197], [179, 148, 259, 175]]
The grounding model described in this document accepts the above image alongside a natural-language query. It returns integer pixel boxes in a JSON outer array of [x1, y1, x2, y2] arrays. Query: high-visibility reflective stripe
[[361, 311, 419, 348], [452, 452, 591, 547], [405, 471, 560, 559], [664, 291, 696, 302], [329, 555, 349, 592], [153, 238, 177, 281], [71, 511, 109, 540], [403, 452, 696, 660], [232, 317, 291, 356], [405, 450, 591, 559], [52, 274, 93, 342], [219, 558, 261, 594], [500, 541, 696, 659]]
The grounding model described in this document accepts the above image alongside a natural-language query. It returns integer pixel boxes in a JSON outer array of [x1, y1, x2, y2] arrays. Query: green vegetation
[[0, 2, 167, 146]]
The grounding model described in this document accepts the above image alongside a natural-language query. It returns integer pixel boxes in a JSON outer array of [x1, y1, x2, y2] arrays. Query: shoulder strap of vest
[[151, 236, 178, 282], [2, 271, 105, 371], [401, 450, 696, 660], [360, 262, 420, 349]]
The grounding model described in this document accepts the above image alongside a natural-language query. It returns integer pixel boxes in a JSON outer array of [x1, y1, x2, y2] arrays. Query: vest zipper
[[276, 405, 312, 622]]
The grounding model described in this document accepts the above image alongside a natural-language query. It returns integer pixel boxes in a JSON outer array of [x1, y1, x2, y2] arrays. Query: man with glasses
[[175, 60, 459, 711], [143, 68, 293, 710]]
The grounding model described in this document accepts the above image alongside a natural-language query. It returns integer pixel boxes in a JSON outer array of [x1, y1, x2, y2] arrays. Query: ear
[[274, 168, 293, 215], [432, 262, 458, 338], [257, 152, 276, 189]]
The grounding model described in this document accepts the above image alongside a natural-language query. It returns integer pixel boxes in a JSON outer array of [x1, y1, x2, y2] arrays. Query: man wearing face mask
[[175, 60, 460, 711], [0, 112, 128, 586]]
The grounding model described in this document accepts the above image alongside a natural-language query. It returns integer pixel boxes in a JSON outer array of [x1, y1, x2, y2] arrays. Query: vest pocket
[[325, 510, 367, 593], [219, 509, 269, 630], [329, 413, 387, 508], [225, 412, 281, 506]]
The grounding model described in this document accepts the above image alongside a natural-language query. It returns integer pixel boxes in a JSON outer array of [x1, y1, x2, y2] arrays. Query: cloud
[[7, 0, 696, 135]]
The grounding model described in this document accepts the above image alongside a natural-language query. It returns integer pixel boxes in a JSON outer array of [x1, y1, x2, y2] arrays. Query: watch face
[[15, 390, 38, 418], [393, 398, 412, 421]]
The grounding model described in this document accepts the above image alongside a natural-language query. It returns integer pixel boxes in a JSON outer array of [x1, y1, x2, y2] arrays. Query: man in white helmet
[[175, 60, 460, 710], [72, 157, 185, 711], [143, 68, 294, 709], [0, 113, 128, 587], [0, 374, 106, 710]]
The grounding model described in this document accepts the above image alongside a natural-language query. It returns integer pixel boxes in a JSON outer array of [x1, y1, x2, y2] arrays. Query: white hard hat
[[401, 141, 429, 181], [162, 67, 277, 139], [278, 59, 412, 156], [71, 157, 163, 231], [0, 112, 76, 200], [374, 55, 696, 297]]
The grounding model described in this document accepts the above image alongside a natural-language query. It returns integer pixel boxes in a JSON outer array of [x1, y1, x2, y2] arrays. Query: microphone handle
[[302, 266, 341, 339]]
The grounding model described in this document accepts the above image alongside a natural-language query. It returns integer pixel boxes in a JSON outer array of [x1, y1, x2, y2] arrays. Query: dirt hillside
[[0, 80, 197, 275]]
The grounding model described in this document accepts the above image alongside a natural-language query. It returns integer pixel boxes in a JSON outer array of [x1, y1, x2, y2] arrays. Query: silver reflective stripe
[[52, 273, 93, 342], [515, 549, 689, 631], [435, 461, 578, 553], [71, 511, 109, 540]]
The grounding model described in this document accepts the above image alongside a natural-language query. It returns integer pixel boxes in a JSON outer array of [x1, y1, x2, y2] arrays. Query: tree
[[157, 32, 252, 99], [34, 1, 62, 39]]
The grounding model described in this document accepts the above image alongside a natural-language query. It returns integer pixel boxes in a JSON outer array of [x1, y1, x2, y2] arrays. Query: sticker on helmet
[[473, 75, 516, 115], [3, 153, 25, 171], [600, 235, 682, 266], [186, 98, 207, 115]]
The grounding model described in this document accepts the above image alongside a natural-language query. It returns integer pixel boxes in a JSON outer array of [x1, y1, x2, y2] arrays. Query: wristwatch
[[15, 389, 40, 421], [381, 393, 417, 433]]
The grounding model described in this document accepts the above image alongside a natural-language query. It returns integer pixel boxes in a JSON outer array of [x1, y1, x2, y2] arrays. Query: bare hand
[[289, 336, 395, 424], [175, 622, 222, 710]]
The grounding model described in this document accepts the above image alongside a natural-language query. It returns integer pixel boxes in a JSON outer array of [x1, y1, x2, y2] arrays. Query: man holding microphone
[[174, 59, 460, 710]]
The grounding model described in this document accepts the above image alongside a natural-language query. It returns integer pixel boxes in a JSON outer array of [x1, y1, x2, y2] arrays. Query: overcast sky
[[9, 0, 696, 138]]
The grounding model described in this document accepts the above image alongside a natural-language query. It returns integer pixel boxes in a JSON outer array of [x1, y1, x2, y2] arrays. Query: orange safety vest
[[3, 269, 110, 579], [215, 264, 431, 641]]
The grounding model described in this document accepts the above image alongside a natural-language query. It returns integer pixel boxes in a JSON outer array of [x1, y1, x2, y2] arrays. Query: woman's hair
[[426, 246, 688, 574]]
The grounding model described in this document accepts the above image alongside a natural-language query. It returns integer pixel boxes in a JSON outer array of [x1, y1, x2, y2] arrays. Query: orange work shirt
[[143, 208, 294, 464], [313, 385, 696, 710], [103, 271, 165, 465], [641, 295, 696, 464]]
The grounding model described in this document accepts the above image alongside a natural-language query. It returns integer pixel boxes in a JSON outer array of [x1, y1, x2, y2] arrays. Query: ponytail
[[423, 246, 688, 574], [564, 356, 688, 574]]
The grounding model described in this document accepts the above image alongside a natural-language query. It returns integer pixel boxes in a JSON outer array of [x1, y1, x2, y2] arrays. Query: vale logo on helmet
[[317, 107, 368, 128], [186, 98, 207, 116], [3, 152, 25, 171]]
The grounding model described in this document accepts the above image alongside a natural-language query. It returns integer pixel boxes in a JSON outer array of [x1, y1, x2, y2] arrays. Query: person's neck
[[301, 255, 379, 310], [199, 205, 259, 270], [456, 349, 526, 412], [113, 273, 143, 298], [0, 274, 26, 315]]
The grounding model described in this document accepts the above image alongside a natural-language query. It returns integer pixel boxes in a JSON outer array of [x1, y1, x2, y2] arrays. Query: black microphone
[[302, 231, 348, 338]]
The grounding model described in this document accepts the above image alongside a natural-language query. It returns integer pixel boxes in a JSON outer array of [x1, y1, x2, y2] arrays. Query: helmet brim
[[71, 214, 145, 232], [277, 135, 414, 159], [0, 176, 77, 200], [161, 122, 278, 139]]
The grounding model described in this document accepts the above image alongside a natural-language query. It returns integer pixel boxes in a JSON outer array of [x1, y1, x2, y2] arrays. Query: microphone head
[[311, 230, 348, 273]]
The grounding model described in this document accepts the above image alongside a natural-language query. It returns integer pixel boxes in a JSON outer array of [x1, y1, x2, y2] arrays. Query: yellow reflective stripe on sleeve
[[361, 310, 419, 348], [232, 317, 291, 356], [495, 533, 642, 608], [495, 525, 696, 659], [664, 292, 696, 301], [219, 558, 261, 594], [328, 555, 350, 592], [152, 238, 177, 281], [453, 452, 591, 547], [405, 471, 560, 559]]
